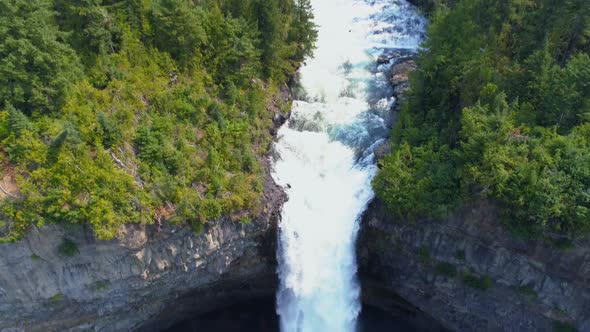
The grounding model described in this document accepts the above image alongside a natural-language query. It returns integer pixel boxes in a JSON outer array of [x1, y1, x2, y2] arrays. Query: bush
[[0, 0, 82, 114], [374, 0, 590, 235], [463, 273, 492, 290], [436, 262, 457, 277], [0, 0, 317, 242], [58, 239, 79, 257], [418, 245, 431, 263], [49, 293, 64, 302], [454, 249, 466, 260], [93, 280, 110, 292], [518, 284, 538, 299], [553, 321, 578, 332]]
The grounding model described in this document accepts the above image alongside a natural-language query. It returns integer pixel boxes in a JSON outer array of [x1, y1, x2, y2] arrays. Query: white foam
[[272, 1, 425, 331]]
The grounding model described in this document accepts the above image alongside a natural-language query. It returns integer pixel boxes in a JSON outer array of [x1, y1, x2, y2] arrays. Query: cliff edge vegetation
[[0, 0, 317, 241], [374, 0, 590, 236]]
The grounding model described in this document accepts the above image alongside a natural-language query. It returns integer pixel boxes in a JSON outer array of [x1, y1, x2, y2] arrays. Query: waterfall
[[272, 1, 426, 331]]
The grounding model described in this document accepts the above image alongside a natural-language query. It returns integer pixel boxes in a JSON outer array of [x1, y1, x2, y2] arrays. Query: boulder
[[377, 52, 403, 65], [391, 59, 417, 100], [374, 141, 391, 163]]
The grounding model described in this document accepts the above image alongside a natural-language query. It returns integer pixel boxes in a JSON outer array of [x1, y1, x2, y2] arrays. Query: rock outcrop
[[0, 88, 292, 332], [390, 58, 417, 102], [359, 199, 590, 332], [0, 160, 285, 332], [363, 46, 590, 331]]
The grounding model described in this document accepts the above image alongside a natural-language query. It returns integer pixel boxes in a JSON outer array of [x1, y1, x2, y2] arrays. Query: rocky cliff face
[[359, 196, 590, 332], [0, 162, 284, 332], [0, 89, 291, 332], [360, 52, 590, 332]]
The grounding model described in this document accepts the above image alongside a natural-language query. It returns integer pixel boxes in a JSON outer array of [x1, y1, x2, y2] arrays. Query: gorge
[[1, 0, 589, 332], [271, 0, 425, 331]]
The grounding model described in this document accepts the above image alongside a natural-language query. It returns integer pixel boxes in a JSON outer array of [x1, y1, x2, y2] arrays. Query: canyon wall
[[360, 53, 590, 332], [0, 87, 292, 332], [0, 162, 284, 332]]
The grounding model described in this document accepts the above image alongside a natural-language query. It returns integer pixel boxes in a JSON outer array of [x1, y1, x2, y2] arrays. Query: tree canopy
[[374, 0, 590, 236], [0, 0, 82, 115], [0, 0, 317, 241]]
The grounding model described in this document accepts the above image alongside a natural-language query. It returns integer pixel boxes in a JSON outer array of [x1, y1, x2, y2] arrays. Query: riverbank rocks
[[377, 52, 403, 65], [391, 59, 417, 101], [374, 141, 391, 163], [359, 199, 590, 332]]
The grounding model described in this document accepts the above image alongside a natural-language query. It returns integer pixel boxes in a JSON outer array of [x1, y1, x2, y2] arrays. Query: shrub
[[463, 273, 492, 290], [0, 0, 317, 242], [518, 283, 538, 299], [93, 280, 110, 292], [58, 239, 79, 257], [418, 245, 431, 263], [553, 321, 578, 332], [373, 0, 590, 236], [454, 249, 466, 261], [49, 293, 64, 302], [436, 262, 457, 277]]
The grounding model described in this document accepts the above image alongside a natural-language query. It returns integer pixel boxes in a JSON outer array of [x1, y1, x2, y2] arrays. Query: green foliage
[[97, 112, 123, 148], [0, 0, 83, 114], [0, 0, 316, 241], [418, 245, 431, 263], [147, 0, 207, 67], [374, 0, 590, 235], [55, 0, 122, 58], [518, 283, 538, 299], [463, 273, 493, 290], [454, 249, 466, 260], [58, 238, 78, 256], [553, 321, 578, 332], [49, 293, 64, 302], [552, 237, 574, 250], [93, 280, 110, 291], [289, 0, 318, 63], [410, 0, 456, 15], [435, 261, 457, 277], [461, 100, 590, 233], [373, 140, 459, 220]]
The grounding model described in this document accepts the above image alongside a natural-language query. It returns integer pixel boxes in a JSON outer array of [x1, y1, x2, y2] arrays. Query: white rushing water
[[272, 1, 426, 331]]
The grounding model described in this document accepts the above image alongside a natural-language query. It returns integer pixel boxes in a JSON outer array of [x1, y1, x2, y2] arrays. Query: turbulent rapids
[[271, 1, 425, 331]]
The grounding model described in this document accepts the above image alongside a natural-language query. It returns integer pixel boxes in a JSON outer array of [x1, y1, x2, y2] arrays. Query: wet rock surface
[[390, 58, 417, 102]]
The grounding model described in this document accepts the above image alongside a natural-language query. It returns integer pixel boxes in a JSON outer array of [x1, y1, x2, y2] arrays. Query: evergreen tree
[[0, 0, 82, 114], [374, 0, 590, 235], [290, 0, 318, 63], [147, 0, 208, 67], [0, 0, 318, 241], [55, 0, 121, 58]]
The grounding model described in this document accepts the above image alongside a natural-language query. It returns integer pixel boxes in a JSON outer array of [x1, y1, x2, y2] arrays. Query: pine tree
[[0, 0, 82, 115], [290, 0, 317, 62]]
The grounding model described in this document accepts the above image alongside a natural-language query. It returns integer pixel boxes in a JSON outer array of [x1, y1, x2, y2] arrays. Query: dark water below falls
[[164, 298, 447, 332]]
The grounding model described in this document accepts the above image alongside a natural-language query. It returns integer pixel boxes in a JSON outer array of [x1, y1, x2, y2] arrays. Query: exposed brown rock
[[390, 59, 417, 101], [374, 141, 391, 163]]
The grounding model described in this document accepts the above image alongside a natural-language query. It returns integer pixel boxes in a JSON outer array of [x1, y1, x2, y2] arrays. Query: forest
[[374, 0, 590, 236], [0, 0, 317, 241]]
